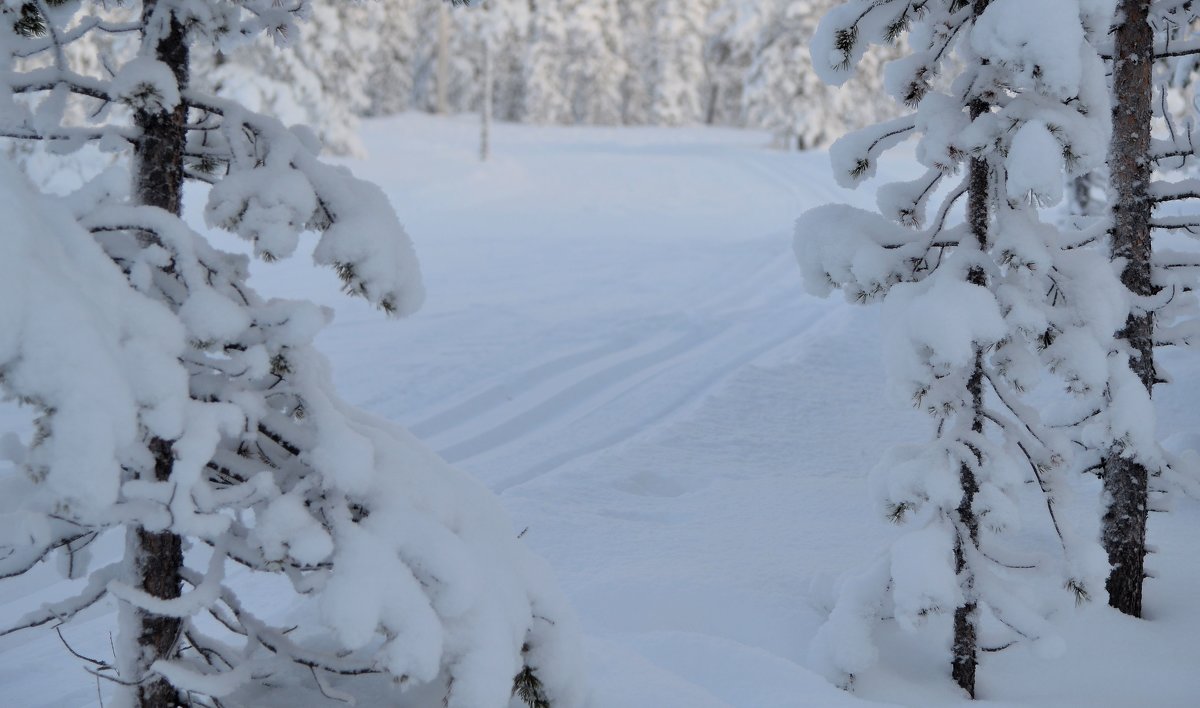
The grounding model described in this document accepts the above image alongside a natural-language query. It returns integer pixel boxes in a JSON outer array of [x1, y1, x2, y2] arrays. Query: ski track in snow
[[424, 257, 820, 487]]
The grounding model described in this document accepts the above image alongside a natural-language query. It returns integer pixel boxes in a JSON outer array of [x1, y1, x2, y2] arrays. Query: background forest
[[206, 0, 898, 155]]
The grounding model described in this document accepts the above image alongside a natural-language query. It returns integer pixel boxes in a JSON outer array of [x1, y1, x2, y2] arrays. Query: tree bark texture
[[952, 350, 983, 699], [126, 2, 189, 705], [1104, 0, 1153, 619], [951, 28, 992, 688]]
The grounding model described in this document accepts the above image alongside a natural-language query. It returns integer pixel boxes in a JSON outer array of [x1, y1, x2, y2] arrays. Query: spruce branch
[[512, 665, 552, 708]]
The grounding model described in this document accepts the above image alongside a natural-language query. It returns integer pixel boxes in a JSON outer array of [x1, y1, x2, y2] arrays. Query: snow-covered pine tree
[[648, 0, 711, 126], [365, 0, 419, 117], [562, 0, 624, 124], [479, 0, 530, 122], [798, 0, 1117, 696], [437, 0, 451, 112], [615, 0, 653, 123], [369, 0, 527, 122], [744, 0, 833, 149], [703, 0, 762, 126], [197, 0, 381, 156], [521, 0, 568, 123], [444, 2, 499, 115], [0, 1, 584, 707], [412, 0, 462, 115], [744, 0, 899, 150]]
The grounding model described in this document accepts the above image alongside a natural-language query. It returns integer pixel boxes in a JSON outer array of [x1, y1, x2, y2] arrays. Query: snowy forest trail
[[341, 119, 872, 487], [341, 117, 912, 707], [3, 115, 1200, 707]]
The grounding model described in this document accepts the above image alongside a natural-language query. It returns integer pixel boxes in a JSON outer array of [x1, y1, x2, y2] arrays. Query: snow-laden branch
[[0, 563, 118, 637]]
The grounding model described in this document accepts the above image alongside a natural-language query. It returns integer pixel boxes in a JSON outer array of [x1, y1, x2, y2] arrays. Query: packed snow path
[[2, 115, 1199, 706]]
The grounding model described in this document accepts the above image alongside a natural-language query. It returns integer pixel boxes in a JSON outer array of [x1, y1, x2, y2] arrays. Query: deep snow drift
[[1, 114, 1197, 707]]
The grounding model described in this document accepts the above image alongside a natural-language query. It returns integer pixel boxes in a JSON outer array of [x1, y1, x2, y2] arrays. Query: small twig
[[55, 624, 112, 668], [310, 666, 355, 705], [84, 665, 151, 687]]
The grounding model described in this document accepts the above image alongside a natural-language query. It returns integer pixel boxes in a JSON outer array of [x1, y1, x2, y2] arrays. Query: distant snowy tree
[[745, 0, 824, 147], [412, 0, 462, 114], [393, 0, 528, 121], [744, 0, 898, 149], [426, 1, 488, 114], [484, 0, 530, 121], [649, 0, 711, 125], [522, 0, 569, 123], [798, 0, 1118, 696], [0, 2, 584, 707], [443, 3, 493, 114], [616, 0, 654, 123], [563, 0, 624, 124], [366, 0, 420, 116], [703, 0, 762, 126], [198, 0, 381, 155], [745, 0, 834, 148]]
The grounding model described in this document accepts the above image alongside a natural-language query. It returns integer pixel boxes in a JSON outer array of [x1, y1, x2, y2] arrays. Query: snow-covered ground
[[2, 114, 1198, 706]]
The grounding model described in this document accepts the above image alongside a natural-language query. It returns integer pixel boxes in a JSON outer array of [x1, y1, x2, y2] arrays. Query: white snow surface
[[2, 115, 1199, 707]]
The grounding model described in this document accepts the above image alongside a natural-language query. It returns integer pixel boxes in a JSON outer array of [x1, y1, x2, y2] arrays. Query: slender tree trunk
[[123, 442, 184, 708], [481, 34, 492, 161], [1104, 0, 1154, 618], [950, 5, 993, 692], [121, 2, 189, 705], [951, 357, 982, 698], [437, 2, 450, 115], [952, 93, 990, 699]]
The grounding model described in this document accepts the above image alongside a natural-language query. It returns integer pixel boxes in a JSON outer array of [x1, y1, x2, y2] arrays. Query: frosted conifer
[[798, 0, 1118, 696]]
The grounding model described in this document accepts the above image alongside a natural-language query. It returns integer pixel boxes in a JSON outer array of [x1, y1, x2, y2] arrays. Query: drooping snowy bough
[[0, 2, 583, 707], [797, 0, 1132, 697]]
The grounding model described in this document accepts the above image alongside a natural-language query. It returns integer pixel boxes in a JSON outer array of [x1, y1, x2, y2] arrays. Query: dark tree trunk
[[134, 2, 188, 215], [952, 348, 984, 698], [952, 95, 990, 700], [1071, 172, 1101, 217], [128, 443, 185, 708], [1104, 0, 1153, 619], [126, 2, 189, 705]]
